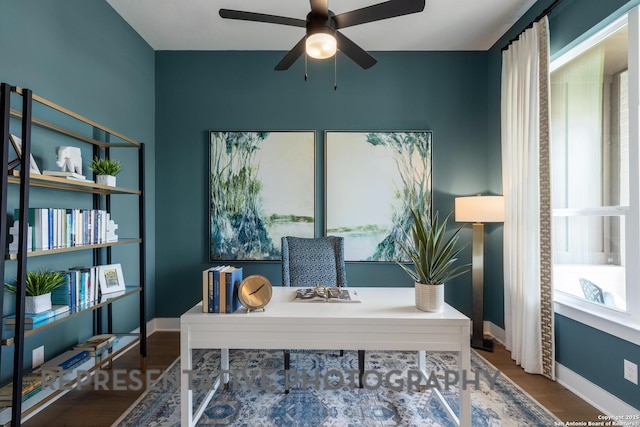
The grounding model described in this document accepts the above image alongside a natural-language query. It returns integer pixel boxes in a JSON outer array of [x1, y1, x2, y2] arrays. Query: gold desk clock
[[237, 275, 272, 312]]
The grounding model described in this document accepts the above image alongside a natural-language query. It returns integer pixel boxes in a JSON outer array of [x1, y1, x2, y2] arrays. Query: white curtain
[[501, 16, 554, 378]]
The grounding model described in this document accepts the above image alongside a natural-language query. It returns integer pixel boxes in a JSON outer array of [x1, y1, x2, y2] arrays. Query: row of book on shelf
[[0, 334, 117, 406], [202, 265, 243, 313], [8, 207, 118, 252], [4, 264, 124, 329]]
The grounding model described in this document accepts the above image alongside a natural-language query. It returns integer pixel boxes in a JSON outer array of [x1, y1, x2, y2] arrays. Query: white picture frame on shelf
[[10, 134, 41, 174], [98, 263, 126, 294]]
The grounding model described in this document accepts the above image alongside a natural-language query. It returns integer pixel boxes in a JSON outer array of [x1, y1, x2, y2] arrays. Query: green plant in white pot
[[4, 269, 67, 314], [398, 209, 469, 312], [90, 157, 122, 187]]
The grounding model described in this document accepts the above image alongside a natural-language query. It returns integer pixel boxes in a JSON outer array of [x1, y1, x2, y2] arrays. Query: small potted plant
[[90, 157, 122, 187], [4, 269, 67, 314], [397, 209, 469, 312]]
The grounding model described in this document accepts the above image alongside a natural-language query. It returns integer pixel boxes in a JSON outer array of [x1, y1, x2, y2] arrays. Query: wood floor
[[22, 331, 603, 426]]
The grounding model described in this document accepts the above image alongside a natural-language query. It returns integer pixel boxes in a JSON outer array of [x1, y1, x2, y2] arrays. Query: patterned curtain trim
[[537, 16, 555, 381]]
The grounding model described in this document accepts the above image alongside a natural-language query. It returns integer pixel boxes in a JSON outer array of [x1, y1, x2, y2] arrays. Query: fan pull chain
[[304, 53, 308, 81], [334, 52, 337, 90]]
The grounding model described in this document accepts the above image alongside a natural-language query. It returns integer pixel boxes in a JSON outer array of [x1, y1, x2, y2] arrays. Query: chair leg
[[284, 350, 290, 394], [340, 350, 344, 357], [358, 350, 365, 389]]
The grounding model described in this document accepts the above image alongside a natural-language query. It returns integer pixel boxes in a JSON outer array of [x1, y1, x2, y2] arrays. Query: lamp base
[[471, 338, 494, 352]]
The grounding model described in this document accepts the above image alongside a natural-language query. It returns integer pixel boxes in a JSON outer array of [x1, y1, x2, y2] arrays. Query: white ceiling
[[107, 0, 538, 51]]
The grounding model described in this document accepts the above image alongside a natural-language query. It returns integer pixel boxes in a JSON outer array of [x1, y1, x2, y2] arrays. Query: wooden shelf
[[1, 287, 142, 346], [0, 334, 141, 426], [5, 238, 142, 260], [8, 171, 140, 195]]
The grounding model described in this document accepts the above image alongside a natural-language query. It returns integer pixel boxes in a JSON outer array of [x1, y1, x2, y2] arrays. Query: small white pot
[[97, 175, 116, 187], [25, 293, 52, 314], [415, 282, 444, 312]]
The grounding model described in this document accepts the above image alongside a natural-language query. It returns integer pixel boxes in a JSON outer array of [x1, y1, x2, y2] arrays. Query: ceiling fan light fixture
[[305, 32, 337, 59]]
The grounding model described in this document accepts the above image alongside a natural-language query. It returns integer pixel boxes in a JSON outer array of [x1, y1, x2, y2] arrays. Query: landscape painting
[[325, 131, 432, 262], [210, 131, 315, 261]]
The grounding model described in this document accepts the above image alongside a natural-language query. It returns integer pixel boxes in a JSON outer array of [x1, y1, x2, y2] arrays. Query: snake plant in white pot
[[398, 209, 469, 312]]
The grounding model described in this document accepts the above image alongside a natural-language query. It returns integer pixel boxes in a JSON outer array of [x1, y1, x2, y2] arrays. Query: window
[[550, 11, 640, 337]]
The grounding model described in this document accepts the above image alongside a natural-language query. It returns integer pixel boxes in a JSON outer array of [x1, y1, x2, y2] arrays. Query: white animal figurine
[[56, 146, 83, 175]]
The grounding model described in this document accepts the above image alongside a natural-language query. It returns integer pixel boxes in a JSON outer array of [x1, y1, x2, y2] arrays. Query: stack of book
[[40, 349, 91, 372], [4, 305, 70, 329], [73, 334, 117, 357], [202, 266, 242, 313], [0, 372, 53, 407]]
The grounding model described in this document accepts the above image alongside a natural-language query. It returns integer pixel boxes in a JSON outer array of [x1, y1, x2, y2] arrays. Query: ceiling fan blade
[[219, 9, 306, 28], [275, 37, 307, 70], [335, 31, 377, 69], [334, 0, 425, 29], [309, 0, 329, 16]]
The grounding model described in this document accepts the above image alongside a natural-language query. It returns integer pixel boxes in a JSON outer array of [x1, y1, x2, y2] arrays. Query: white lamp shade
[[455, 195, 505, 223], [305, 33, 337, 59]]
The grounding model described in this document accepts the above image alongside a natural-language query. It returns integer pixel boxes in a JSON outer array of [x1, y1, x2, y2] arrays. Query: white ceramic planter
[[97, 175, 116, 187], [25, 293, 52, 314], [415, 282, 444, 312]]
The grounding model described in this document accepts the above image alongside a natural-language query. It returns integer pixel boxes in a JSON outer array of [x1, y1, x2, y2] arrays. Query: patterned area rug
[[114, 349, 560, 426]]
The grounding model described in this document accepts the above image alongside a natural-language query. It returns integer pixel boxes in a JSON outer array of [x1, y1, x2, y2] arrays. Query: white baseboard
[[485, 321, 506, 344], [484, 321, 639, 415], [149, 317, 180, 332], [555, 363, 639, 416]]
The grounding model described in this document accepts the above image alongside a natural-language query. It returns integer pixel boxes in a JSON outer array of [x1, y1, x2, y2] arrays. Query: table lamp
[[455, 195, 505, 351]]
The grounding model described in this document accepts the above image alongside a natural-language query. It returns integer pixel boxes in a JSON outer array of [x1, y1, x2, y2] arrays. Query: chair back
[[579, 278, 605, 303], [281, 236, 347, 287]]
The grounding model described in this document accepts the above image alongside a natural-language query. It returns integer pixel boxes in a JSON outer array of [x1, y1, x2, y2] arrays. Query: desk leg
[[358, 350, 365, 388], [221, 348, 230, 390], [417, 351, 426, 391], [180, 326, 193, 427], [459, 342, 471, 426]]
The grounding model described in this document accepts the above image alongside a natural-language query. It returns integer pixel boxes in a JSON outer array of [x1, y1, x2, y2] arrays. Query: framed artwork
[[325, 131, 432, 262], [9, 134, 41, 174], [98, 263, 126, 294], [209, 131, 315, 261]]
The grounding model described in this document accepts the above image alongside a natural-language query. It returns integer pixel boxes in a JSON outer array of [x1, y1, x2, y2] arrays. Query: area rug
[[113, 349, 560, 426]]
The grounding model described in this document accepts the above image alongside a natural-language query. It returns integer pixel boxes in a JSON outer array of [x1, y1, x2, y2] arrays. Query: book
[[74, 334, 116, 353], [292, 287, 361, 303], [4, 305, 70, 325], [51, 271, 78, 309], [40, 349, 91, 371], [0, 386, 40, 406], [224, 267, 243, 313], [202, 267, 211, 313], [218, 266, 234, 313], [43, 170, 86, 180], [202, 265, 220, 313], [219, 267, 227, 314], [211, 266, 226, 313], [0, 372, 52, 402]]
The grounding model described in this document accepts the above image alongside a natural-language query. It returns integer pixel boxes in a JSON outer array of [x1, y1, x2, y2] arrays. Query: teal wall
[[154, 50, 489, 317], [1, 0, 637, 413], [0, 0, 155, 381], [487, 0, 640, 410]]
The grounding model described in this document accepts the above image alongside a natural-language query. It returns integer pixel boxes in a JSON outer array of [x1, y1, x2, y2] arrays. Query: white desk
[[180, 286, 471, 426]]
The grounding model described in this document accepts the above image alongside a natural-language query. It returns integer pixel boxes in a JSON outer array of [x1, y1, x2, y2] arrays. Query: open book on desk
[[292, 287, 361, 303]]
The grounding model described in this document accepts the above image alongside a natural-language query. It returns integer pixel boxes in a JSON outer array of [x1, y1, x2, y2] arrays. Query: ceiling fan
[[219, 0, 426, 71]]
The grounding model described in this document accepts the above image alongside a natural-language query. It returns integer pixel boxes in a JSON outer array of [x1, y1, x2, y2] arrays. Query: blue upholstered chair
[[281, 236, 364, 392], [281, 236, 347, 288]]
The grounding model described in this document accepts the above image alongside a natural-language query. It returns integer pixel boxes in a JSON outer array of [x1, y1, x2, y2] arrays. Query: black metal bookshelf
[[0, 83, 146, 426]]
